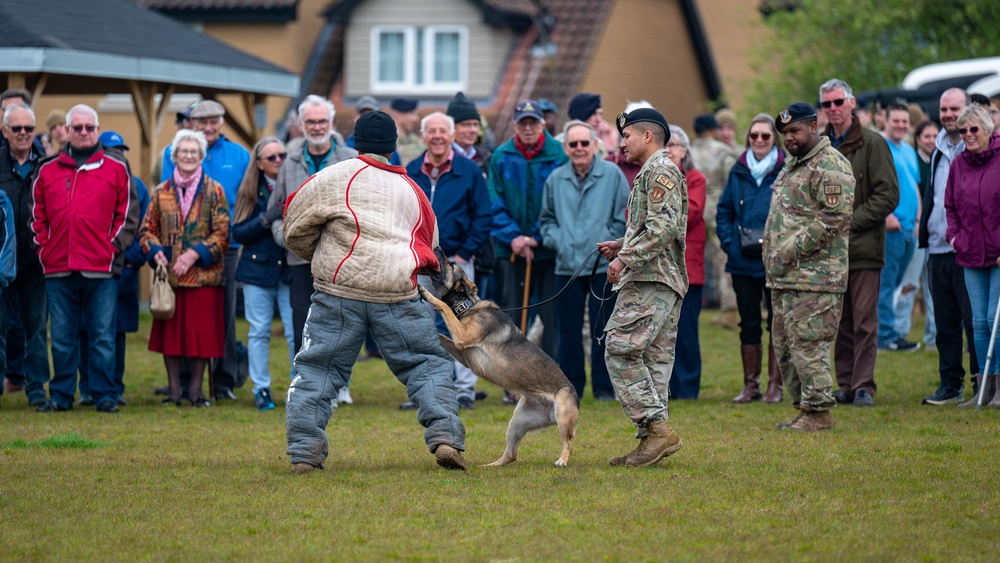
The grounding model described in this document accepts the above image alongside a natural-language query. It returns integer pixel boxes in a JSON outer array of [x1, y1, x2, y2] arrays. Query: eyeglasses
[[567, 140, 590, 149], [71, 124, 97, 133], [303, 119, 329, 128], [958, 126, 980, 136], [749, 132, 772, 141], [8, 125, 35, 134], [666, 142, 685, 149], [176, 149, 201, 157], [264, 152, 288, 162], [820, 99, 847, 109]]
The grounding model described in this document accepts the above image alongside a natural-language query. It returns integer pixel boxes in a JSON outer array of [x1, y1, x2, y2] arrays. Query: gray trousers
[[285, 291, 466, 468]]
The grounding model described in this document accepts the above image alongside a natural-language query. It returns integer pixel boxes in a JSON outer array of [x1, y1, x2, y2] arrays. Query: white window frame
[[369, 24, 467, 95]]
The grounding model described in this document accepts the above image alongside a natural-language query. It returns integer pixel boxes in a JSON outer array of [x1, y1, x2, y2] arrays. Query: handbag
[[738, 183, 764, 259], [149, 262, 176, 320]]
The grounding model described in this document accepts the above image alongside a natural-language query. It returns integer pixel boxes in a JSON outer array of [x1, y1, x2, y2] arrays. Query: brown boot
[[958, 375, 988, 409], [783, 410, 834, 432], [733, 344, 763, 403], [777, 411, 804, 429], [435, 445, 468, 471], [762, 341, 783, 403], [610, 437, 646, 466], [988, 375, 1000, 409], [624, 420, 683, 467]]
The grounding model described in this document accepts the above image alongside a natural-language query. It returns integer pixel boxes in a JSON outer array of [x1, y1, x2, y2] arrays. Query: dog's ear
[[459, 277, 479, 297]]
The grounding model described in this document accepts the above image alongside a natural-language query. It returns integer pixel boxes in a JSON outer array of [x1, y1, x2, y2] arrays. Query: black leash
[[500, 247, 615, 315]]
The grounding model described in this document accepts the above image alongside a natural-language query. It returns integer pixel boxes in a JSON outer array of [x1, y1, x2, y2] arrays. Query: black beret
[[692, 114, 720, 134], [446, 92, 480, 123], [616, 108, 671, 144], [390, 97, 418, 112], [568, 93, 601, 121], [775, 102, 817, 133], [353, 110, 398, 155]]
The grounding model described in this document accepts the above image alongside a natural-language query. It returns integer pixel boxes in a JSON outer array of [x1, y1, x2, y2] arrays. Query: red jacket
[[31, 147, 139, 276], [684, 168, 707, 286]]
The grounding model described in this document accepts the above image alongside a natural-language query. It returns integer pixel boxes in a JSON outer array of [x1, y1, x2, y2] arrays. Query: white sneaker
[[338, 387, 353, 405]]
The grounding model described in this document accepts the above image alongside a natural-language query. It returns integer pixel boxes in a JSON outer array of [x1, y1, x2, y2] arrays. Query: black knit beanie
[[353, 111, 398, 155], [447, 92, 480, 123]]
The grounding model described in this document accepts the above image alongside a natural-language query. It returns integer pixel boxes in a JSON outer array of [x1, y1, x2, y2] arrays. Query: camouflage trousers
[[771, 289, 844, 411], [604, 281, 682, 437]]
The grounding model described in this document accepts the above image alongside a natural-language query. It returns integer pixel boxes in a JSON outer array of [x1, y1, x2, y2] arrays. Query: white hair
[[298, 94, 335, 123], [668, 125, 690, 148], [3, 103, 34, 127], [420, 112, 455, 135], [819, 79, 854, 101], [169, 129, 209, 163], [66, 104, 99, 127], [562, 119, 596, 140], [624, 100, 654, 114]]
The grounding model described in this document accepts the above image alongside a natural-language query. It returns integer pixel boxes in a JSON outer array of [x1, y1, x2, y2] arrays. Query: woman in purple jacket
[[945, 105, 1000, 406]]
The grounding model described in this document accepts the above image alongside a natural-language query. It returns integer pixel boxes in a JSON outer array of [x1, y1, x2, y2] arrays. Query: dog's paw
[[484, 456, 516, 467], [417, 285, 431, 300], [554, 459, 568, 468]]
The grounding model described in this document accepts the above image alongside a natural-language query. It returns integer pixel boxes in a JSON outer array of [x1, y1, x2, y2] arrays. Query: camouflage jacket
[[690, 137, 736, 230], [616, 148, 688, 296], [763, 137, 855, 293]]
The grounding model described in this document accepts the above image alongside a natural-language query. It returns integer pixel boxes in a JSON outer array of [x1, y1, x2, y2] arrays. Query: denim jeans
[[554, 272, 616, 399], [286, 292, 465, 468], [0, 266, 50, 403], [877, 230, 916, 346], [670, 284, 703, 399], [964, 265, 1000, 376], [46, 274, 117, 407], [893, 247, 935, 344], [243, 282, 295, 393]]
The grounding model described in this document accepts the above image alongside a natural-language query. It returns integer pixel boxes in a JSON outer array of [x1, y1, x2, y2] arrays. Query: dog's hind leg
[[485, 397, 553, 467], [553, 387, 579, 468]]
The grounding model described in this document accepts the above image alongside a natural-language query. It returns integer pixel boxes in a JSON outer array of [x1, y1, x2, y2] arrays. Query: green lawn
[[1, 311, 997, 561]]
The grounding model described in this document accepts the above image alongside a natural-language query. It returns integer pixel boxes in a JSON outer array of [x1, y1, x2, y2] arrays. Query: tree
[[747, 0, 1000, 113]]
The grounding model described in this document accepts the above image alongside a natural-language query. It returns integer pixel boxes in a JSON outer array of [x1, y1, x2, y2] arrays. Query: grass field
[[1, 311, 998, 561]]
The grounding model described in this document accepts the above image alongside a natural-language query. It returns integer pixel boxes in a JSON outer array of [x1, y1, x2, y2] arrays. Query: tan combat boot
[[761, 341, 784, 403], [624, 420, 683, 467], [777, 408, 804, 429], [785, 410, 834, 432], [733, 344, 763, 403], [435, 445, 468, 471], [610, 437, 647, 466]]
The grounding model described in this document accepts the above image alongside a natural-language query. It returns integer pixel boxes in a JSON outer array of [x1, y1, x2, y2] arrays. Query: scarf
[[173, 165, 202, 220], [514, 131, 546, 160], [746, 146, 777, 186]]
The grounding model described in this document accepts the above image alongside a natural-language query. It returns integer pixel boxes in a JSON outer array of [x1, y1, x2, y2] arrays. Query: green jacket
[[825, 118, 899, 270], [764, 137, 855, 293], [616, 149, 688, 297]]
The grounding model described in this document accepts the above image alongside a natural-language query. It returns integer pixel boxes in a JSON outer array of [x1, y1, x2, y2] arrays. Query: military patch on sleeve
[[650, 185, 666, 202], [655, 174, 674, 190], [824, 184, 841, 195], [824, 183, 841, 206]]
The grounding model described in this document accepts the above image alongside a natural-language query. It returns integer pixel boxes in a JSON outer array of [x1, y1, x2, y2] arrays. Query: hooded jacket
[[945, 132, 1000, 269], [31, 145, 139, 276]]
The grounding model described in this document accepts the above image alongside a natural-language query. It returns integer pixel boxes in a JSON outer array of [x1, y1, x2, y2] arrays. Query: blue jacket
[[405, 153, 492, 261], [539, 159, 629, 276], [117, 176, 149, 333], [487, 134, 567, 261], [234, 177, 286, 288], [0, 189, 15, 289], [717, 149, 785, 277], [161, 134, 250, 248]]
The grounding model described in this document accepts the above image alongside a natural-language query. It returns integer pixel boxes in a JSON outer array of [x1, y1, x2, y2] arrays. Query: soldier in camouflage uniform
[[390, 98, 425, 166], [763, 102, 855, 432], [690, 115, 738, 321], [598, 108, 687, 467]]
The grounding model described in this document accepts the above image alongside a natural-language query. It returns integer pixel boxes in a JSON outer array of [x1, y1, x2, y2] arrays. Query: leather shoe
[[36, 401, 71, 412], [96, 400, 119, 413], [834, 390, 852, 404], [457, 397, 475, 410]]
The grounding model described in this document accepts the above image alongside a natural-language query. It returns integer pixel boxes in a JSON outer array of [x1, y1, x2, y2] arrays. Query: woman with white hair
[[140, 129, 230, 407], [665, 124, 707, 399]]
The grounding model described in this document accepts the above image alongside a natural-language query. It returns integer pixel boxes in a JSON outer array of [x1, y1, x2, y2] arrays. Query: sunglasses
[[958, 126, 980, 136], [264, 152, 288, 162], [8, 125, 35, 134], [71, 125, 97, 133], [820, 99, 847, 109], [567, 140, 590, 149], [749, 132, 772, 141]]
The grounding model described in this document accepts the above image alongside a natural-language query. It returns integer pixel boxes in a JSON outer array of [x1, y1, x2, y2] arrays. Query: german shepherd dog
[[419, 248, 580, 467]]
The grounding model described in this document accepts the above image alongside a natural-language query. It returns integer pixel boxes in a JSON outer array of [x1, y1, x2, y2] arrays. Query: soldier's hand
[[607, 257, 624, 284], [597, 240, 621, 260]]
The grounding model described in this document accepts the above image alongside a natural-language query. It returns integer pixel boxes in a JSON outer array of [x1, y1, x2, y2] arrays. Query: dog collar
[[452, 298, 475, 318]]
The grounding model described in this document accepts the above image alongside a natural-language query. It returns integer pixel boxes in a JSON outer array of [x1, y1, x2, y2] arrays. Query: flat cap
[[356, 95, 381, 114], [390, 97, 418, 112], [190, 100, 225, 119], [775, 102, 817, 133], [693, 114, 720, 134], [616, 108, 671, 143]]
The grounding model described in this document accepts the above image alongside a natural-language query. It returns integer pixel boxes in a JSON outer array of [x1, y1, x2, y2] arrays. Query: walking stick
[[520, 258, 533, 333], [975, 291, 1000, 410]]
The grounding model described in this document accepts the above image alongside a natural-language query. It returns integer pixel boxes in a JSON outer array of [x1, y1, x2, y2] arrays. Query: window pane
[[434, 32, 460, 83], [416, 28, 424, 86], [379, 32, 405, 82]]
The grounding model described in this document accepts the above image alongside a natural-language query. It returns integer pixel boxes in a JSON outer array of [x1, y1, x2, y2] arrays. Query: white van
[[902, 57, 1000, 97]]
